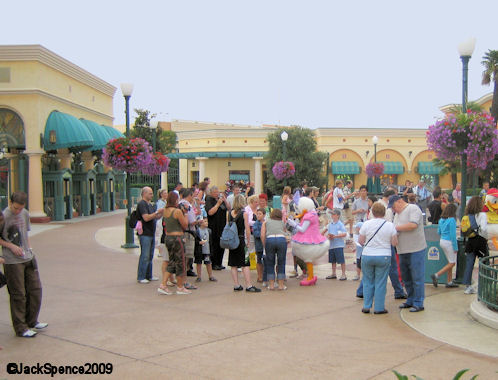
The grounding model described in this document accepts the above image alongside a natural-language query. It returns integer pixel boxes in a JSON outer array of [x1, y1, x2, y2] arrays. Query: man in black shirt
[[427, 188, 443, 225], [136, 187, 164, 283], [206, 186, 230, 270]]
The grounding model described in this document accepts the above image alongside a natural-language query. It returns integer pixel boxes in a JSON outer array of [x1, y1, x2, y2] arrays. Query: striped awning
[[380, 161, 404, 174], [418, 161, 443, 175], [331, 161, 360, 174]]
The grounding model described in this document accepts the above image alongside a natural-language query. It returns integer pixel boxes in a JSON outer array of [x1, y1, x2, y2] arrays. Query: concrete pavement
[[1, 210, 497, 379]]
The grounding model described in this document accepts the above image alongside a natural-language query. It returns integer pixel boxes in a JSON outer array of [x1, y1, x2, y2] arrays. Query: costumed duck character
[[287, 197, 329, 286], [483, 187, 498, 250]]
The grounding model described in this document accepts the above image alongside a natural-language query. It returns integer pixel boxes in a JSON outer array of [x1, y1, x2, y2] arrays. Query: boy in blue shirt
[[325, 209, 347, 280], [253, 208, 266, 284]]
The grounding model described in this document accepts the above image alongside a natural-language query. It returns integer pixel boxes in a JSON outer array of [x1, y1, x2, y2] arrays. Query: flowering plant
[[272, 161, 295, 180], [102, 137, 153, 172], [365, 162, 384, 177], [427, 111, 498, 169], [141, 152, 170, 175]]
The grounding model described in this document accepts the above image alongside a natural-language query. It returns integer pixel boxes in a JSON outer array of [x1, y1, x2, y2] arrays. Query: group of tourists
[[129, 177, 490, 319]]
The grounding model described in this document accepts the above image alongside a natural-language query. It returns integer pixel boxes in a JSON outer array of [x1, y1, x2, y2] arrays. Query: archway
[[0, 108, 27, 209]]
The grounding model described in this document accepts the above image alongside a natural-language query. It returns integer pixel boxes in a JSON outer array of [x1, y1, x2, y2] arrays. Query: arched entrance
[[0, 108, 27, 209]]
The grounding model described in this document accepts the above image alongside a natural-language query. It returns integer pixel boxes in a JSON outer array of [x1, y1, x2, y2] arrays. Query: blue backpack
[[220, 220, 240, 250]]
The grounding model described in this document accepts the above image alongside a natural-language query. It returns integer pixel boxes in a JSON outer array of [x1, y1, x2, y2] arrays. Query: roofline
[[0, 45, 116, 97]]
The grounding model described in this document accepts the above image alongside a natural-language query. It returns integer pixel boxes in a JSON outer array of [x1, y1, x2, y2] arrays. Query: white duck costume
[[483, 188, 498, 250], [288, 197, 329, 286]]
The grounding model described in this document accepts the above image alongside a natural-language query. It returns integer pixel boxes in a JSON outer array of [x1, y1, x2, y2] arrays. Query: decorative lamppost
[[280, 130, 288, 161], [120, 82, 138, 248], [372, 135, 380, 193], [281, 130, 288, 187], [457, 37, 476, 218], [149, 118, 159, 199]]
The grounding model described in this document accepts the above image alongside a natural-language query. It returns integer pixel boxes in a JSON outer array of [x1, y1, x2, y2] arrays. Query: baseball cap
[[388, 195, 402, 208]]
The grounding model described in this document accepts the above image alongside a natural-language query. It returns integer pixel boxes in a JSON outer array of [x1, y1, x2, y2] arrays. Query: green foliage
[[392, 369, 479, 380], [264, 126, 328, 194], [131, 108, 177, 154], [481, 49, 498, 123]]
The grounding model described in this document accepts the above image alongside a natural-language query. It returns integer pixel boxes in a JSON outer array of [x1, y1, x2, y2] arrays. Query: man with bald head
[[136, 187, 164, 283]]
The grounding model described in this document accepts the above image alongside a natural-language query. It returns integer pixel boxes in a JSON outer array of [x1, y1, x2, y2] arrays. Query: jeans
[[463, 252, 477, 286], [389, 246, 405, 296], [399, 249, 425, 308], [265, 237, 287, 280], [361, 255, 391, 312], [138, 235, 155, 281]]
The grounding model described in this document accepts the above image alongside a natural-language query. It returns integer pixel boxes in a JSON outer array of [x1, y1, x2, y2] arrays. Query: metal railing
[[478, 255, 498, 311]]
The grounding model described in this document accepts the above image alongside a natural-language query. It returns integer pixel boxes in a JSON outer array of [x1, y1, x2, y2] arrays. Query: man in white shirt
[[226, 184, 241, 209], [412, 180, 431, 225], [390, 195, 427, 312]]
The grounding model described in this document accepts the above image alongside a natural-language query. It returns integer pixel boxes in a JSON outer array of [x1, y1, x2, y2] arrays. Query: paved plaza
[[1, 210, 497, 379]]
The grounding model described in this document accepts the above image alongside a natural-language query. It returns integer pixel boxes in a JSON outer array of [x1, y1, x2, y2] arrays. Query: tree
[[264, 126, 328, 194], [481, 49, 498, 124], [131, 108, 177, 154]]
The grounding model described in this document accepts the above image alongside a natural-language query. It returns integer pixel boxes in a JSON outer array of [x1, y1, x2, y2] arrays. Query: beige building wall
[[0, 45, 116, 220]]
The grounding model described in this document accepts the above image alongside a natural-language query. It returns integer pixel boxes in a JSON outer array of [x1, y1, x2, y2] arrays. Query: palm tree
[[481, 49, 498, 124]]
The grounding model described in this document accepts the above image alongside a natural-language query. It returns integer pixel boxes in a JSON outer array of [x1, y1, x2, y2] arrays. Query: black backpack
[[128, 209, 139, 229]]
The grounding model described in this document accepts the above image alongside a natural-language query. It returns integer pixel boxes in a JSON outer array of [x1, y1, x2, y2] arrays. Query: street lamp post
[[149, 119, 159, 200], [120, 83, 138, 248], [281, 131, 288, 187], [457, 38, 476, 220], [372, 135, 380, 194]]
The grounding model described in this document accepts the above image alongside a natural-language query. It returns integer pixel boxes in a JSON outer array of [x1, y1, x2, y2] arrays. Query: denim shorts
[[256, 251, 264, 264], [328, 247, 345, 264]]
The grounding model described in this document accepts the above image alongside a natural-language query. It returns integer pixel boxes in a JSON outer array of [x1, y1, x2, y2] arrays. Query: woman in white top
[[358, 202, 398, 314]]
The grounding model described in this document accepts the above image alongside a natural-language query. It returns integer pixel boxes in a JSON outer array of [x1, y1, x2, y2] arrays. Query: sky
[[2, 0, 497, 129]]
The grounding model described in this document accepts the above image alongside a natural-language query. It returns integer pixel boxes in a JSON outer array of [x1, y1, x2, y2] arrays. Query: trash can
[[454, 237, 467, 284], [424, 225, 449, 284]]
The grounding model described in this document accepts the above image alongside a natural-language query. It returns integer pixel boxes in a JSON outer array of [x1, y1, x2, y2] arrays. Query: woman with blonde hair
[[281, 186, 292, 222]]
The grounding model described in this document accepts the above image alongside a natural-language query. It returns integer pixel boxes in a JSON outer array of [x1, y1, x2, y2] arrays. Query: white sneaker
[[149, 277, 159, 281], [166, 280, 176, 287], [464, 286, 476, 294], [237, 268, 242, 272], [138, 279, 149, 284], [176, 287, 192, 295], [157, 287, 174, 295], [33, 322, 48, 330], [21, 329, 37, 338]]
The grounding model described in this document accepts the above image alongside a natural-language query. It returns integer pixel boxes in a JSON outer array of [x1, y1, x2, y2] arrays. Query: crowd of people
[[129, 178, 490, 316], [0, 178, 490, 339]]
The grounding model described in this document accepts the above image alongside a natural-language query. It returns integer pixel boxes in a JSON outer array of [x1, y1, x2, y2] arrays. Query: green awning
[[102, 125, 125, 139], [331, 161, 360, 174], [167, 151, 265, 159], [80, 119, 111, 152], [44, 111, 93, 151], [418, 161, 443, 175], [380, 161, 404, 174]]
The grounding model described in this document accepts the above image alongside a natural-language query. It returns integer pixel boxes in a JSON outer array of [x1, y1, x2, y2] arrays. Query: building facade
[[0, 45, 123, 221]]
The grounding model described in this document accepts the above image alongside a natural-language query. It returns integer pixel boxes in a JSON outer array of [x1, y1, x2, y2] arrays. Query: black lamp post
[[457, 38, 476, 220], [120, 83, 138, 248], [373, 135, 380, 194], [149, 119, 159, 200], [281, 130, 288, 187]]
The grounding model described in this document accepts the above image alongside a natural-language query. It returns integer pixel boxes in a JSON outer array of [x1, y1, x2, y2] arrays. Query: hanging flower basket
[[102, 137, 153, 173], [141, 152, 171, 175], [272, 161, 295, 180], [365, 162, 384, 177], [427, 111, 498, 170]]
